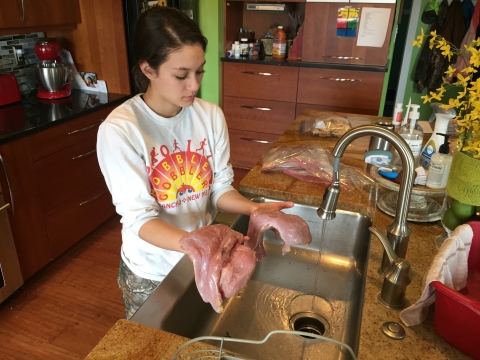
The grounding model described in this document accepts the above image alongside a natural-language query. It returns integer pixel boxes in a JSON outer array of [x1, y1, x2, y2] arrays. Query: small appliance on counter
[[33, 38, 72, 100], [0, 74, 22, 107]]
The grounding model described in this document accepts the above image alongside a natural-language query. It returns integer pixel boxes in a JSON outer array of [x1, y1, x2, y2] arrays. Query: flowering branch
[[412, 30, 480, 159]]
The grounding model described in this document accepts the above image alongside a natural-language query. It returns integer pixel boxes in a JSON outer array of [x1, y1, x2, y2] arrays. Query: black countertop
[[221, 56, 389, 72], [0, 90, 131, 145]]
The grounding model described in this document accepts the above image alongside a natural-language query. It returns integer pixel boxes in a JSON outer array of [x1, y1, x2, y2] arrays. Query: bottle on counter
[[233, 41, 240, 59], [392, 102, 403, 129], [398, 104, 423, 167], [240, 38, 249, 58], [272, 26, 287, 59], [426, 133, 453, 189]]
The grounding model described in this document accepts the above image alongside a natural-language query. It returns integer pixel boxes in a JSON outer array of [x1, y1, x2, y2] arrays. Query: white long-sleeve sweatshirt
[[97, 95, 235, 281]]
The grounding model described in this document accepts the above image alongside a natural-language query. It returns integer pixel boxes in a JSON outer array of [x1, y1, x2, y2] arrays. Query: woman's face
[[142, 44, 205, 117]]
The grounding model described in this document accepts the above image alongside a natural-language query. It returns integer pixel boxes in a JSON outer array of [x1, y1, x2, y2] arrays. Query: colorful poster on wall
[[337, 8, 359, 37]]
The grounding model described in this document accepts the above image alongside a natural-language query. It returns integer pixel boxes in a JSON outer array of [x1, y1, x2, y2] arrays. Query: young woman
[[97, 6, 293, 319]]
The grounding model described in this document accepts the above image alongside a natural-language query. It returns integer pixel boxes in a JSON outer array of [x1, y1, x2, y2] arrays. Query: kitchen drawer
[[297, 68, 384, 111], [29, 106, 114, 161], [223, 96, 295, 135], [34, 136, 103, 213], [295, 103, 378, 117], [223, 62, 298, 102], [44, 180, 115, 259], [229, 129, 278, 169]]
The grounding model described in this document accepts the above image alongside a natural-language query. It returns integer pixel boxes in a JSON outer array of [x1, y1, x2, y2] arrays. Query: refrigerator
[[122, 0, 200, 94]]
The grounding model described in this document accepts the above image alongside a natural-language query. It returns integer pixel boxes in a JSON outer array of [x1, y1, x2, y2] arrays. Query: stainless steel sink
[[131, 196, 372, 360]]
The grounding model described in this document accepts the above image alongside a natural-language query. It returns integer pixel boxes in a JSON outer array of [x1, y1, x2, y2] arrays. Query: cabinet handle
[[72, 149, 96, 160], [240, 106, 275, 111], [20, 0, 25, 21], [240, 137, 274, 144], [68, 120, 103, 135], [0, 203, 11, 213], [79, 191, 107, 206], [318, 77, 361, 82], [323, 55, 364, 60], [241, 71, 279, 76], [0, 154, 14, 214]]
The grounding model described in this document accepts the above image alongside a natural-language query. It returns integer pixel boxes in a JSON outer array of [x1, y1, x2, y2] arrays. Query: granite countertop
[[86, 110, 473, 359], [0, 90, 130, 145]]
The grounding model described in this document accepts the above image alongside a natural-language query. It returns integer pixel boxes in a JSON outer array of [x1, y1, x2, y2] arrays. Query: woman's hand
[[216, 190, 295, 216], [250, 200, 295, 214]]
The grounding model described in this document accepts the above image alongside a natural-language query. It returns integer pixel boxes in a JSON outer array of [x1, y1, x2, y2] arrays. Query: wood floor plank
[[0, 215, 125, 359]]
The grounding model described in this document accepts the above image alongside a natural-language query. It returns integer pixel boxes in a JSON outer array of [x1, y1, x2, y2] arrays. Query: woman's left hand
[[251, 200, 294, 214]]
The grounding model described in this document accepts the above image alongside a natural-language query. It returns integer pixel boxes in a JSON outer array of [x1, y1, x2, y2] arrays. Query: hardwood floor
[[0, 215, 124, 360]]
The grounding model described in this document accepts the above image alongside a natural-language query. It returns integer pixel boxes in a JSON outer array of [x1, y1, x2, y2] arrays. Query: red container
[[35, 38, 62, 61], [0, 74, 22, 106], [432, 221, 480, 360]]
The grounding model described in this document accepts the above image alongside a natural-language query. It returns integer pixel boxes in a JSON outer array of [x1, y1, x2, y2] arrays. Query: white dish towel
[[399, 223, 474, 327]]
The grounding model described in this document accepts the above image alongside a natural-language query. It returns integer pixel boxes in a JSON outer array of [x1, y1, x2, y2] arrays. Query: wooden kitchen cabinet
[[0, 0, 81, 30], [302, 2, 395, 66], [0, 106, 116, 281], [0, 137, 51, 281]]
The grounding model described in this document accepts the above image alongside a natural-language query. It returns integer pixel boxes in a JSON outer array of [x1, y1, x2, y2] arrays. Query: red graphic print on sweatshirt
[[147, 139, 213, 206]]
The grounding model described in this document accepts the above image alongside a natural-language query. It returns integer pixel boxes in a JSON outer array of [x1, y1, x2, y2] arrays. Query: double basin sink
[[131, 196, 372, 360]]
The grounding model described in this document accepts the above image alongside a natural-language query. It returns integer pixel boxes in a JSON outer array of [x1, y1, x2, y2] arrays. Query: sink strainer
[[289, 312, 330, 339]]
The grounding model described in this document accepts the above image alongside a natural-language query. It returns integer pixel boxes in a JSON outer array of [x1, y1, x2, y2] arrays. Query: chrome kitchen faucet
[[317, 125, 415, 309]]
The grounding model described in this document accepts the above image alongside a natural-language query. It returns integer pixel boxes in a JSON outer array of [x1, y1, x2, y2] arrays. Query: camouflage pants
[[117, 259, 161, 320]]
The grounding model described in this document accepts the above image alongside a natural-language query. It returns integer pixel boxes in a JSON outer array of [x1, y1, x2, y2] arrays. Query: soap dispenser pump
[[426, 133, 453, 189], [399, 104, 423, 167]]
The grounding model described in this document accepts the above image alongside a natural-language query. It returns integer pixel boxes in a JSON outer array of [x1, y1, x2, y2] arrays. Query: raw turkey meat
[[180, 224, 256, 313], [246, 208, 312, 260]]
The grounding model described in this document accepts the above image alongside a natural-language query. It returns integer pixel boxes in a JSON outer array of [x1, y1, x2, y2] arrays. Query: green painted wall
[[199, 0, 223, 106]]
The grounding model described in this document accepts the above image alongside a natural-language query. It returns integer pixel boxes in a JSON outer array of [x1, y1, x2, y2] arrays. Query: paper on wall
[[356, 7, 391, 48]]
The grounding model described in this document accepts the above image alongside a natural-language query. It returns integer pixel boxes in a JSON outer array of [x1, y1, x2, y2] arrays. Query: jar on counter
[[240, 38, 249, 58]]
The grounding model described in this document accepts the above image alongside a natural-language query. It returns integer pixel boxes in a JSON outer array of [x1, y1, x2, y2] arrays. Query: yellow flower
[[469, 47, 480, 67], [412, 28, 425, 48], [445, 66, 456, 77], [421, 94, 431, 103], [455, 73, 470, 87], [440, 44, 452, 60]]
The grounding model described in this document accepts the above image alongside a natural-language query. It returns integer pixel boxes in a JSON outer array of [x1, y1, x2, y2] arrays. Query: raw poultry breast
[[180, 224, 256, 313], [246, 208, 313, 260]]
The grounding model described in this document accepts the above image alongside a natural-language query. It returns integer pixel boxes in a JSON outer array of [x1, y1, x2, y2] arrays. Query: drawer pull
[[68, 120, 103, 135], [0, 203, 11, 212], [0, 154, 14, 214], [318, 77, 361, 82], [72, 149, 96, 160], [323, 55, 364, 60], [241, 71, 279, 76], [79, 191, 107, 206], [240, 137, 274, 144], [240, 106, 275, 111]]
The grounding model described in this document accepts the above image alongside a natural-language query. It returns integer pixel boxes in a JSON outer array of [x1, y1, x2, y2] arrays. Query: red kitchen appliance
[[431, 221, 480, 359], [0, 74, 22, 106], [33, 38, 71, 100]]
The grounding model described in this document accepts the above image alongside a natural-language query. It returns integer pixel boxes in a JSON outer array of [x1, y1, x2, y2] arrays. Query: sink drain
[[290, 312, 329, 340]]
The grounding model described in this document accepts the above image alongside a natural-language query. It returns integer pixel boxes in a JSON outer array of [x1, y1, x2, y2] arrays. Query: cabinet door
[[0, 138, 51, 281], [0, 0, 23, 29], [302, 3, 395, 66], [223, 96, 296, 135], [297, 67, 385, 111], [25, 0, 81, 27], [229, 129, 278, 169]]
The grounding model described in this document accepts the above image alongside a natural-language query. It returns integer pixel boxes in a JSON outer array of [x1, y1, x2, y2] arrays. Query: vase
[[446, 150, 480, 207]]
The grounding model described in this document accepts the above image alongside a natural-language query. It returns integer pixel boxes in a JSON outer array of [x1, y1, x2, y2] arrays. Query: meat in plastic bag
[[261, 145, 373, 190], [300, 115, 352, 138]]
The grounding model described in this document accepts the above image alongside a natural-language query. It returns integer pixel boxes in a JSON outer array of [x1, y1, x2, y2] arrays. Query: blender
[[33, 38, 72, 100]]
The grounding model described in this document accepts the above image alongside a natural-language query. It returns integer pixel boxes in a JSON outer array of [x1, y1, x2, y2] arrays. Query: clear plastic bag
[[300, 115, 352, 138], [261, 145, 373, 190]]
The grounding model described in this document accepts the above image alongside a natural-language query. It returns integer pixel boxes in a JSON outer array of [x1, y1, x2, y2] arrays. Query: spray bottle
[[399, 104, 423, 167], [419, 103, 456, 169]]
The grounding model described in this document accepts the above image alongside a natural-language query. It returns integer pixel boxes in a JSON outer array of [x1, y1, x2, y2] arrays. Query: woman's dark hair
[[132, 6, 208, 92]]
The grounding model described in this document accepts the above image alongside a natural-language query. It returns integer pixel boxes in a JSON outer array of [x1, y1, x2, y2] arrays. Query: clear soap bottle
[[426, 133, 453, 189], [398, 104, 423, 167]]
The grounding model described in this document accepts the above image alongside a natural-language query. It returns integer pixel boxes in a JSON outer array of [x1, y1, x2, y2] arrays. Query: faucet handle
[[384, 258, 411, 287]]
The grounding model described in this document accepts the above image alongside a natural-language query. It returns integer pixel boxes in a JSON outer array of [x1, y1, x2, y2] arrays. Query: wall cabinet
[[0, 0, 81, 30], [302, 2, 395, 66], [0, 107, 116, 280]]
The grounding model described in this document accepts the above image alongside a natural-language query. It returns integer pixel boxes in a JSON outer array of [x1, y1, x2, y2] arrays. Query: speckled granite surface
[[86, 111, 473, 360]]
